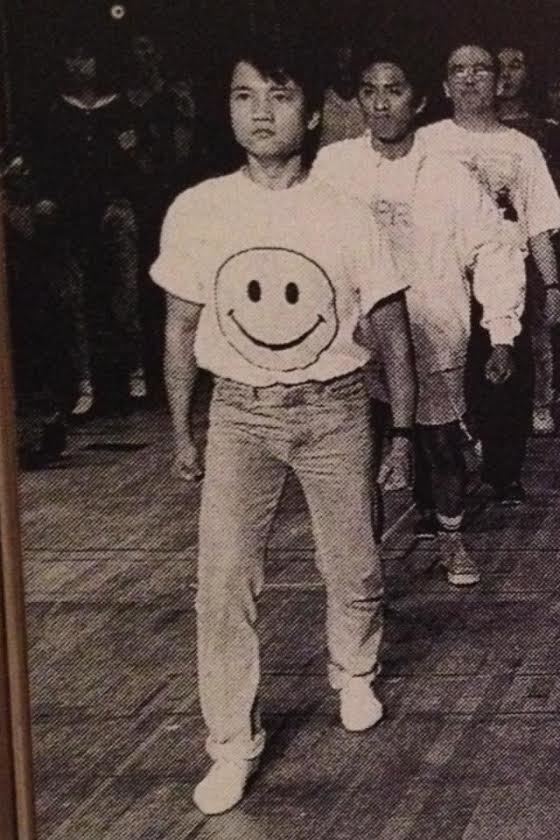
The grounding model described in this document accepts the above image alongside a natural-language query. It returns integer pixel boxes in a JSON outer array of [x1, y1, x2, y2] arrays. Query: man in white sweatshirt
[[420, 40, 560, 503], [313, 46, 526, 585]]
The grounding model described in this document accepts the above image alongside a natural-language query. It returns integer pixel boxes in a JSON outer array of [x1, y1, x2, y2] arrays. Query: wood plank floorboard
[[17, 405, 560, 838]]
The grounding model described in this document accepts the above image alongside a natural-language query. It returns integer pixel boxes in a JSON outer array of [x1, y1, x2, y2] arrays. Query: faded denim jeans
[[196, 370, 384, 762]]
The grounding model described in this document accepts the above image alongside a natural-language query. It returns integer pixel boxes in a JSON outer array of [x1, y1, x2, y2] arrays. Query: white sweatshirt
[[312, 132, 526, 375]]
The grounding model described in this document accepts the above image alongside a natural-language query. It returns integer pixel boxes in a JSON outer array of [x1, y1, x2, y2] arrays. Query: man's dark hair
[[226, 34, 326, 115], [55, 19, 125, 93], [496, 39, 529, 60], [354, 44, 431, 105]]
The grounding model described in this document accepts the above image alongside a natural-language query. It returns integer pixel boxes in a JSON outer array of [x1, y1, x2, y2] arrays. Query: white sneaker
[[72, 381, 93, 416], [129, 369, 147, 399], [340, 677, 383, 732], [533, 406, 555, 435], [439, 531, 480, 586], [192, 757, 259, 815]]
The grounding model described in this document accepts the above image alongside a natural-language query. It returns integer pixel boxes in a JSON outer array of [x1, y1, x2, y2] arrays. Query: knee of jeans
[[102, 201, 137, 235], [322, 559, 383, 603], [195, 569, 260, 623]]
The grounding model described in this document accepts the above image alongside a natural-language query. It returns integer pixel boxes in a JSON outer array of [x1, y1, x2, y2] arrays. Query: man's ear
[[443, 81, 450, 99], [307, 109, 321, 131], [415, 96, 427, 116]]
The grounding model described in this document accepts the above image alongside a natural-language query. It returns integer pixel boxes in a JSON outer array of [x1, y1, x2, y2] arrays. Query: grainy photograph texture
[[2, 0, 560, 837]]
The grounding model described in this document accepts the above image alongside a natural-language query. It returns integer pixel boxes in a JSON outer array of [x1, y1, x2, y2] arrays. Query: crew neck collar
[[364, 129, 424, 165], [449, 117, 508, 135], [238, 165, 312, 195]]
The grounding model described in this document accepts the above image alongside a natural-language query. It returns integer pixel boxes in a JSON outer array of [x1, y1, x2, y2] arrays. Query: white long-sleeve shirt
[[419, 119, 560, 249], [312, 132, 526, 375]]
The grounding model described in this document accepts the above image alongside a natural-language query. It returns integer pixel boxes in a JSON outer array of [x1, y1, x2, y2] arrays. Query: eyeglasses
[[448, 65, 495, 79]]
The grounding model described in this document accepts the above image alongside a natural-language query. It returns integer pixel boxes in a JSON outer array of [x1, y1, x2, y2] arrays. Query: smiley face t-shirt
[[151, 170, 404, 386]]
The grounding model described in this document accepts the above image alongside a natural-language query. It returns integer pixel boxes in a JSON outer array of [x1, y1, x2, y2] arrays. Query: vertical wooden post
[[0, 121, 36, 840], [0, 586, 17, 840]]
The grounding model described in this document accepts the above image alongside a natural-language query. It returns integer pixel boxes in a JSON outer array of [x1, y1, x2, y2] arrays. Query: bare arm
[[366, 293, 416, 490], [165, 292, 203, 478], [367, 292, 416, 430], [530, 230, 560, 326], [530, 230, 558, 288]]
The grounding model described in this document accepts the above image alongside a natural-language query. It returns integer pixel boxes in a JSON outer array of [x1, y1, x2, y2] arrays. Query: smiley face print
[[215, 247, 338, 371]]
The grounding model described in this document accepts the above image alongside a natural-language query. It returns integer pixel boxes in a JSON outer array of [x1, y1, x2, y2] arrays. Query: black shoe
[[41, 414, 67, 458], [494, 481, 526, 506], [413, 512, 438, 539], [19, 447, 50, 471]]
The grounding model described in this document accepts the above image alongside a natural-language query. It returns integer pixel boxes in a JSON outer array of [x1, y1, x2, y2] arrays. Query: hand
[[485, 345, 514, 385], [172, 435, 203, 482], [118, 129, 138, 152], [377, 437, 413, 491], [544, 286, 560, 326]]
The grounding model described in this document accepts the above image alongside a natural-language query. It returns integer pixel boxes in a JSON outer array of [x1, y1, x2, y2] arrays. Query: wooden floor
[[19, 395, 560, 840]]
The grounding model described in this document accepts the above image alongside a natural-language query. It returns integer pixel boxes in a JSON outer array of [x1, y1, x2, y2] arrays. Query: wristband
[[390, 427, 414, 441], [545, 284, 560, 290]]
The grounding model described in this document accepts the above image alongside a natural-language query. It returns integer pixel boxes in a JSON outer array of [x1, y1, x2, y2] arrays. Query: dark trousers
[[134, 197, 168, 401], [465, 305, 534, 491], [8, 227, 80, 453], [413, 421, 467, 517], [71, 200, 142, 405]]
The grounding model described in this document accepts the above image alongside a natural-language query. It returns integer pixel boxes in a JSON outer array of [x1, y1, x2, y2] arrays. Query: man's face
[[132, 35, 160, 73], [497, 48, 528, 100], [358, 63, 421, 141], [445, 46, 497, 114], [229, 61, 319, 160], [64, 47, 96, 84]]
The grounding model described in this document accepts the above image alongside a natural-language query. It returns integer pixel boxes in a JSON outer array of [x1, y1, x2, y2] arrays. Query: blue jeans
[[196, 371, 384, 761]]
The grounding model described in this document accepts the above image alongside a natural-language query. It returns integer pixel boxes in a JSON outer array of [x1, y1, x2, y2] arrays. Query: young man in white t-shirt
[[420, 41, 560, 504], [313, 47, 526, 587], [151, 41, 415, 815]]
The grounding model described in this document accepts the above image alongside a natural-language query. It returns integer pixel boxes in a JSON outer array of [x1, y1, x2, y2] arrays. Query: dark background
[[3, 0, 560, 150], [4, 1, 560, 103]]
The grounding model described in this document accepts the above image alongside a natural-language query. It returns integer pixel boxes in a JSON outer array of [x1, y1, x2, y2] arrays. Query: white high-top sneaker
[[72, 380, 93, 416], [193, 757, 259, 815], [339, 677, 384, 732], [439, 530, 480, 586]]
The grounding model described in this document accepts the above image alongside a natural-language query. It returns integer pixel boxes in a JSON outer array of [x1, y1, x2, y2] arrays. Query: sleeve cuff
[[360, 281, 409, 317], [487, 317, 521, 346], [150, 256, 205, 305]]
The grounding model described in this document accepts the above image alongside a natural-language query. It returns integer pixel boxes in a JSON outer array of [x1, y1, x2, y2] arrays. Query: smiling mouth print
[[215, 247, 338, 372], [228, 307, 325, 350]]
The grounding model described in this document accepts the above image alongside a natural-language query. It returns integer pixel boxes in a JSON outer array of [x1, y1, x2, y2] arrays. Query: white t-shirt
[[317, 135, 422, 282], [151, 170, 404, 386], [313, 132, 526, 374], [418, 119, 560, 248]]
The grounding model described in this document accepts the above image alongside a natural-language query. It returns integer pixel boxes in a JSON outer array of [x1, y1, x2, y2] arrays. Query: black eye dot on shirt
[[248, 280, 261, 302], [285, 282, 299, 304]]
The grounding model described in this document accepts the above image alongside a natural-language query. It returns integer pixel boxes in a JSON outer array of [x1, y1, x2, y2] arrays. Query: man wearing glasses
[[420, 41, 560, 505]]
